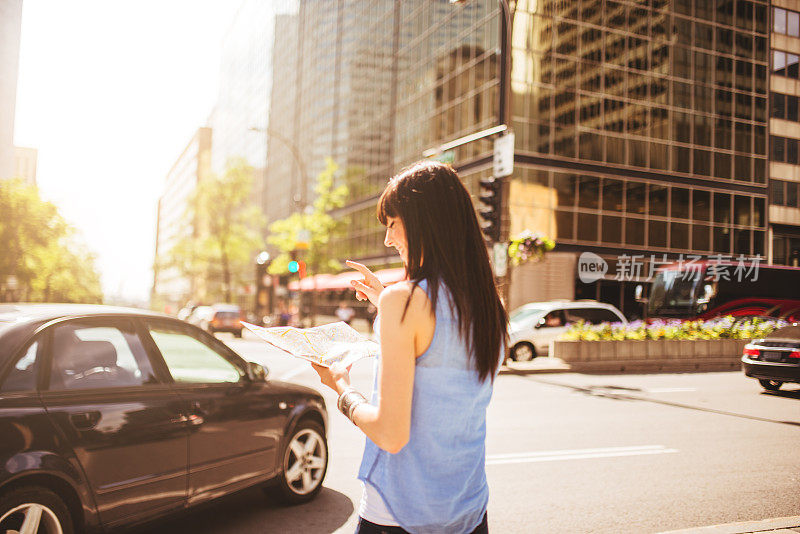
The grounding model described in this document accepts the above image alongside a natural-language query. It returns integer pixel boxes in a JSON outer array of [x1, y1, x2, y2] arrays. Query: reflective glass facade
[[266, 0, 772, 276], [510, 0, 768, 259]]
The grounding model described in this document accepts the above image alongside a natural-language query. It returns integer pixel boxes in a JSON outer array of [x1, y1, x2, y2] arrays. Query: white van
[[507, 300, 627, 360]]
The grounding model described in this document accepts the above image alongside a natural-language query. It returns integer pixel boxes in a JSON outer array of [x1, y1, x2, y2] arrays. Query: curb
[[499, 358, 571, 375], [658, 516, 800, 534]]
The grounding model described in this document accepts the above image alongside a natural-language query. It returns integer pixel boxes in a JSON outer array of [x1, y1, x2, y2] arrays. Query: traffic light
[[478, 177, 501, 243], [287, 250, 306, 278]]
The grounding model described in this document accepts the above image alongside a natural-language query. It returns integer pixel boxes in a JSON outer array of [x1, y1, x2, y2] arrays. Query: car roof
[[0, 303, 169, 325], [516, 300, 620, 311], [0, 304, 173, 364]]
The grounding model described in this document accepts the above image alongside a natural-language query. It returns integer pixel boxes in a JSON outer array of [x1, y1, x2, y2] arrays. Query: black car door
[[142, 319, 281, 505], [38, 317, 189, 529]]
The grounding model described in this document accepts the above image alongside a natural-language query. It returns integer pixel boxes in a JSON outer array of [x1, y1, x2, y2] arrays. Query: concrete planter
[[551, 338, 753, 372]]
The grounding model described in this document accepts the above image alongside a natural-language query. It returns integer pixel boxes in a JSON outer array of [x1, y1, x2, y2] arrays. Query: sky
[[14, 0, 243, 304]]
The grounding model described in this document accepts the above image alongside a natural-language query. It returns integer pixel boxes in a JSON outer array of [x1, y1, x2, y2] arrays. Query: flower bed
[[551, 316, 791, 373], [561, 316, 789, 341]]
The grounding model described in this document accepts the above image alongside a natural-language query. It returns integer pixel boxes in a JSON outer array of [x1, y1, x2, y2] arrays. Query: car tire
[[758, 379, 783, 391], [267, 419, 328, 505], [511, 342, 536, 362], [0, 485, 74, 534]]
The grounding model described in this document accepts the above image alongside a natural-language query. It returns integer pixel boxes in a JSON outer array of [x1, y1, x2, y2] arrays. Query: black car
[[742, 325, 800, 391], [0, 304, 328, 533]]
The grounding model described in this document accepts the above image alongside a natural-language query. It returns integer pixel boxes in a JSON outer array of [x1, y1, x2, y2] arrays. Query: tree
[[267, 158, 349, 277], [0, 178, 102, 303], [161, 158, 266, 303]]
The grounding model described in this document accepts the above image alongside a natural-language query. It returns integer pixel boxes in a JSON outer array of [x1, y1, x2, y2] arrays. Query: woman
[[312, 161, 508, 534]]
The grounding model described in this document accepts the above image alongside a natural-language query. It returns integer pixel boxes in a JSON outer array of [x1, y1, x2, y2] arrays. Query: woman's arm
[[349, 283, 420, 453], [313, 281, 430, 454]]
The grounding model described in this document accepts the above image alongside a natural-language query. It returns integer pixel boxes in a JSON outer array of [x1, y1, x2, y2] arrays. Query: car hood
[[268, 378, 326, 401]]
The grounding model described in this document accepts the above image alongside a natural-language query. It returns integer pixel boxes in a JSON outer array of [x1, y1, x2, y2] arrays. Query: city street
[[141, 334, 800, 534]]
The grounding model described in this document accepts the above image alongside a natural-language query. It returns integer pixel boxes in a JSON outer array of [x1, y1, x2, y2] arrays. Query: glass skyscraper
[[264, 0, 789, 316]]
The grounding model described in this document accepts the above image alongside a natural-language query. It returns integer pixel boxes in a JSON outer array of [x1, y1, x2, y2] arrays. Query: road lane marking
[[486, 445, 678, 466]]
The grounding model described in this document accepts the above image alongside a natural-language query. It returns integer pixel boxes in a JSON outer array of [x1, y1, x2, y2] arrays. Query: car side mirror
[[535, 317, 546, 328], [246, 362, 269, 382]]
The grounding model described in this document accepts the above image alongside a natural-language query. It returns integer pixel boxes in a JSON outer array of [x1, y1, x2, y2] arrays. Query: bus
[[637, 261, 800, 321]]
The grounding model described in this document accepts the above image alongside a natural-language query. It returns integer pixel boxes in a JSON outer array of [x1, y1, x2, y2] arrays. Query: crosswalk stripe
[[486, 445, 678, 466]]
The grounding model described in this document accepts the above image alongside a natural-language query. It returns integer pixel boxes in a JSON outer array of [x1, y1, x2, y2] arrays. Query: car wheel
[[268, 420, 328, 505], [511, 342, 536, 362], [758, 379, 783, 391], [0, 485, 74, 534]]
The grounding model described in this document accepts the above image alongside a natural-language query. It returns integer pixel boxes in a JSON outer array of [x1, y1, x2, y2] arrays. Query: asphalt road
[[141, 333, 800, 534]]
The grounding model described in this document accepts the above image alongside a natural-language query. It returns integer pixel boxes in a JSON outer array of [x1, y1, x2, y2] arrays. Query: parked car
[[507, 300, 627, 360], [185, 305, 213, 326], [0, 304, 328, 533], [742, 324, 800, 391], [196, 304, 244, 338]]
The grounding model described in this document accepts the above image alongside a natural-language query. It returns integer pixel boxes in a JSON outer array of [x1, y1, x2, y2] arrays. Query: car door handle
[[70, 411, 101, 430]]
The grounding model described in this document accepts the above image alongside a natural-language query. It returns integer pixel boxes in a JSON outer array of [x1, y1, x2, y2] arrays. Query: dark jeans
[[356, 512, 488, 534]]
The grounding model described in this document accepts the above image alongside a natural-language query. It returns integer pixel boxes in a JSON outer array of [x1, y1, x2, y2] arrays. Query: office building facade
[[265, 1, 784, 316], [0, 0, 23, 180], [152, 127, 212, 310], [13, 146, 36, 185], [207, 0, 290, 208], [770, 1, 800, 265]]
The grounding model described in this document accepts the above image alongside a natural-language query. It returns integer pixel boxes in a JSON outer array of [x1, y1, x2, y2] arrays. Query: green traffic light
[[288, 260, 299, 273]]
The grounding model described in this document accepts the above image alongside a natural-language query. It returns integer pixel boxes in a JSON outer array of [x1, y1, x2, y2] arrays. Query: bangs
[[377, 178, 399, 225]]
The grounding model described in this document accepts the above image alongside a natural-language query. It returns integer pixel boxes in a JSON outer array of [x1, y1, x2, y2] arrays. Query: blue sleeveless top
[[357, 279, 499, 534]]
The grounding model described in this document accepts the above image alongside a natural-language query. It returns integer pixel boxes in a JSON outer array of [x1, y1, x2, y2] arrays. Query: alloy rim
[[0, 503, 63, 534], [284, 428, 327, 495], [515, 344, 533, 361]]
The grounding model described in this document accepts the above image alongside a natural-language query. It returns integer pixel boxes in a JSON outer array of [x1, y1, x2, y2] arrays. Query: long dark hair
[[377, 161, 508, 382]]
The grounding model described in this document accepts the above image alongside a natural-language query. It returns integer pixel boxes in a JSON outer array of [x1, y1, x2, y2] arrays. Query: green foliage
[[267, 158, 349, 276], [0, 179, 102, 303], [159, 158, 266, 303]]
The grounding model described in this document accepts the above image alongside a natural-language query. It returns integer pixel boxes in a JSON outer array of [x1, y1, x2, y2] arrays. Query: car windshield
[[509, 307, 544, 324], [648, 270, 701, 315]]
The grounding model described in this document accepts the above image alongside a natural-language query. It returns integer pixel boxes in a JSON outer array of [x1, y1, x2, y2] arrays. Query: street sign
[[493, 132, 515, 178], [493, 242, 508, 277]]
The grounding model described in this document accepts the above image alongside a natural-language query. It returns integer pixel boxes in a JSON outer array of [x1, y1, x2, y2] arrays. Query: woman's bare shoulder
[[379, 282, 432, 316]]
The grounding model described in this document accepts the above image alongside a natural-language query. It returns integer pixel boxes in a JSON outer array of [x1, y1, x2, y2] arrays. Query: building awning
[[287, 267, 406, 291]]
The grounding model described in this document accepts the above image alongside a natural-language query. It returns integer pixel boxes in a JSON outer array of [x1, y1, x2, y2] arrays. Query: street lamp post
[[249, 126, 316, 325], [249, 126, 309, 208]]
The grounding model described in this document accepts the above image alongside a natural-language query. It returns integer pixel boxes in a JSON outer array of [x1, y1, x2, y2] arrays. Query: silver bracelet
[[337, 387, 367, 422]]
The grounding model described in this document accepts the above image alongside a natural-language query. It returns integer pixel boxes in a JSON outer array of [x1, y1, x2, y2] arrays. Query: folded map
[[241, 321, 379, 368]]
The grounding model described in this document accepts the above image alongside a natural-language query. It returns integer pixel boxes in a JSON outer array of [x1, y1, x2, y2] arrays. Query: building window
[[771, 136, 800, 164], [773, 50, 800, 80], [774, 7, 800, 37], [771, 92, 800, 122], [770, 179, 800, 208]]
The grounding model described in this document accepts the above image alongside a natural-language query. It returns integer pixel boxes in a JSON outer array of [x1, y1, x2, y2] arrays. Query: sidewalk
[[659, 517, 800, 533]]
